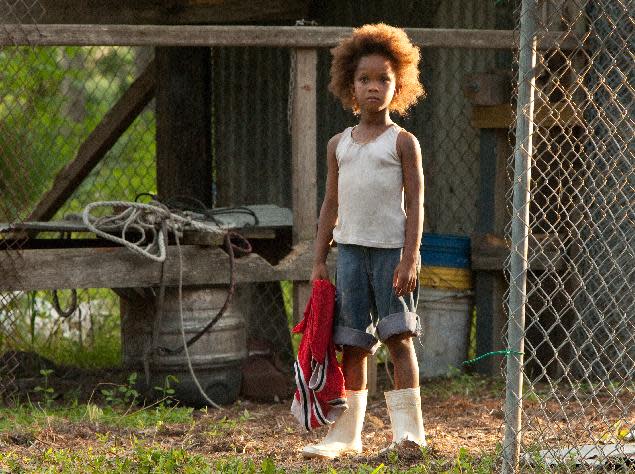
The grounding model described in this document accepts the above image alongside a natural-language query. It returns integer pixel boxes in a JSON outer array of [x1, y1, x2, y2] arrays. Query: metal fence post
[[502, 0, 537, 472]]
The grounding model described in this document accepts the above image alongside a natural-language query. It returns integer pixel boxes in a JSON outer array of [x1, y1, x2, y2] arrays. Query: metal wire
[[506, 1, 634, 472], [0, 3, 631, 470]]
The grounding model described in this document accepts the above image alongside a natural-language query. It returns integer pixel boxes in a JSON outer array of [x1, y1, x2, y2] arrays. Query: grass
[[0, 444, 502, 474], [0, 436, 594, 474], [0, 401, 196, 433], [4, 289, 122, 370], [0, 443, 214, 474], [0, 370, 556, 474], [0, 376, 506, 474], [420, 368, 505, 400]]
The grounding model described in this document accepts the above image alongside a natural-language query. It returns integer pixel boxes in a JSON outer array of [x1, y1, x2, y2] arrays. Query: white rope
[[82, 200, 228, 409], [175, 234, 222, 410], [82, 200, 225, 262]]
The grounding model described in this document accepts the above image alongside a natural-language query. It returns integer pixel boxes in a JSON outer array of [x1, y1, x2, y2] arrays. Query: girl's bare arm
[[394, 131, 424, 295], [311, 133, 341, 280]]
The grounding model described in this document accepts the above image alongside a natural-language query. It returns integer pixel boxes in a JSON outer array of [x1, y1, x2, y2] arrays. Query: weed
[[101, 372, 140, 407], [32, 368, 57, 408], [198, 408, 254, 440], [260, 457, 284, 474], [420, 368, 504, 401], [1, 442, 213, 473], [0, 400, 193, 433], [154, 374, 179, 407], [239, 408, 252, 422], [85, 403, 104, 423]]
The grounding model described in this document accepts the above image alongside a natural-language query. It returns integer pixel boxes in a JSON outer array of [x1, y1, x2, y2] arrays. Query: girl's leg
[[342, 345, 369, 390], [384, 333, 419, 389]]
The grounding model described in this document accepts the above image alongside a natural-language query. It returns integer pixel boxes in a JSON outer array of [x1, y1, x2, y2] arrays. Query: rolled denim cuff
[[376, 311, 421, 342], [333, 326, 380, 354]]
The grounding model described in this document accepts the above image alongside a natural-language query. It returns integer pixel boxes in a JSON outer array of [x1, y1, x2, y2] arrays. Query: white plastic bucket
[[415, 287, 472, 378]]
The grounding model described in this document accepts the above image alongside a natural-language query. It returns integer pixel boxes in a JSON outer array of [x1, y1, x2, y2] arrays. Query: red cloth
[[290, 279, 347, 431]]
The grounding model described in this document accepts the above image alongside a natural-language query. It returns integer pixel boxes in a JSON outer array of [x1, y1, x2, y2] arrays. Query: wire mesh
[[0, 0, 46, 403], [0, 21, 505, 452], [0, 44, 156, 401], [419, 47, 500, 235], [506, 0, 634, 471], [1, 3, 630, 468]]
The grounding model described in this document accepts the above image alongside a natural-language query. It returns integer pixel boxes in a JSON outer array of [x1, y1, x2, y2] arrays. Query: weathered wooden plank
[[25, 60, 156, 223], [471, 101, 582, 129], [1, 205, 293, 234], [181, 228, 275, 246], [291, 49, 317, 245], [156, 47, 212, 206], [291, 48, 317, 325], [0, 242, 337, 291], [463, 73, 511, 106], [367, 355, 378, 397], [4, 0, 309, 25], [471, 233, 565, 271], [1, 221, 87, 234], [473, 272, 507, 374], [0, 25, 581, 50], [214, 204, 292, 228]]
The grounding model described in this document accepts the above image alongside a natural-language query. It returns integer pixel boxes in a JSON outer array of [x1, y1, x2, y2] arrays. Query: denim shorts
[[333, 243, 421, 353]]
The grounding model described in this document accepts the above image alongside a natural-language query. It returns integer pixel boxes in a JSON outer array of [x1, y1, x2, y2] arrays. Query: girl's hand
[[392, 257, 418, 297], [311, 262, 330, 282]]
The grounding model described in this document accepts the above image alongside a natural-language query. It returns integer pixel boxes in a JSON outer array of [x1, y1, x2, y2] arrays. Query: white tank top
[[333, 124, 406, 248]]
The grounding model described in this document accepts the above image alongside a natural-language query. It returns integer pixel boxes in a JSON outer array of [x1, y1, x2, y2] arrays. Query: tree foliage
[[0, 46, 156, 221]]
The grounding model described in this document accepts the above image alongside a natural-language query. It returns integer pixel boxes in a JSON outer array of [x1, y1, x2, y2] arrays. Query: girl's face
[[352, 54, 397, 113]]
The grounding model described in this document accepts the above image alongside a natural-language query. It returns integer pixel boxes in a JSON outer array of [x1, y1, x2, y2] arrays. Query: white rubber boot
[[302, 389, 367, 459], [384, 387, 427, 450]]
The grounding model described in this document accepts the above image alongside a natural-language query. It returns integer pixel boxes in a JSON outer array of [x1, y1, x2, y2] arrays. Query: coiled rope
[[82, 199, 253, 409]]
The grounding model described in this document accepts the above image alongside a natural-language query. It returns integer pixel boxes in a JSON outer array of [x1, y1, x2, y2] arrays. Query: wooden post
[[473, 128, 510, 375], [291, 48, 317, 325], [120, 46, 213, 397], [155, 46, 213, 205]]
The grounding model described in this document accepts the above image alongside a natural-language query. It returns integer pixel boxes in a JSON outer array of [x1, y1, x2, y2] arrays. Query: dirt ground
[[2, 366, 634, 472], [0, 366, 507, 471]]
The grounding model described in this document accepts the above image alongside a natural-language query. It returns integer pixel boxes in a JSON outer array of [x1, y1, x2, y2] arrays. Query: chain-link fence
[[504, 0, 634, 471], [0, 37, 296, 400], [0, 38, 157, 397], [0, 18, 500, 407], [2, 1, 632, 470]]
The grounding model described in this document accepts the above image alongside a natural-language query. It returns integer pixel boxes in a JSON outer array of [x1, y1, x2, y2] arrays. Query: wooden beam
[[471, 233, 565, 271], [463, 73, 511, 106], [291, 48, 317, 325], [4, 0, 309, 25], [0, 25, 581, 50], [471, 101, 582, 129], [0, 242, 337, 291], [26, 60, 156, 223], [2, 204, 292, 244]]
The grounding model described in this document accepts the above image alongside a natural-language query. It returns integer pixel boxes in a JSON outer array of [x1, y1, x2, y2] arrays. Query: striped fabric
[[290, 280, 347, 430]]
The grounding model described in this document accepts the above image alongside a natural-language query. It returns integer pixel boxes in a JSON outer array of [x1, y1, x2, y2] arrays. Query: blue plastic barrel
[[420, 233, 471, 269]]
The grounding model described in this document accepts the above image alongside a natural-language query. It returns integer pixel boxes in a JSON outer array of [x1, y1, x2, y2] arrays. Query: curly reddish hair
[[329, 23, 425, 115]]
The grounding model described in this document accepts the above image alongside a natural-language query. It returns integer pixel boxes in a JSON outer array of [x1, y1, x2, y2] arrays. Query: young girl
[[302, 24, 426, 459]]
